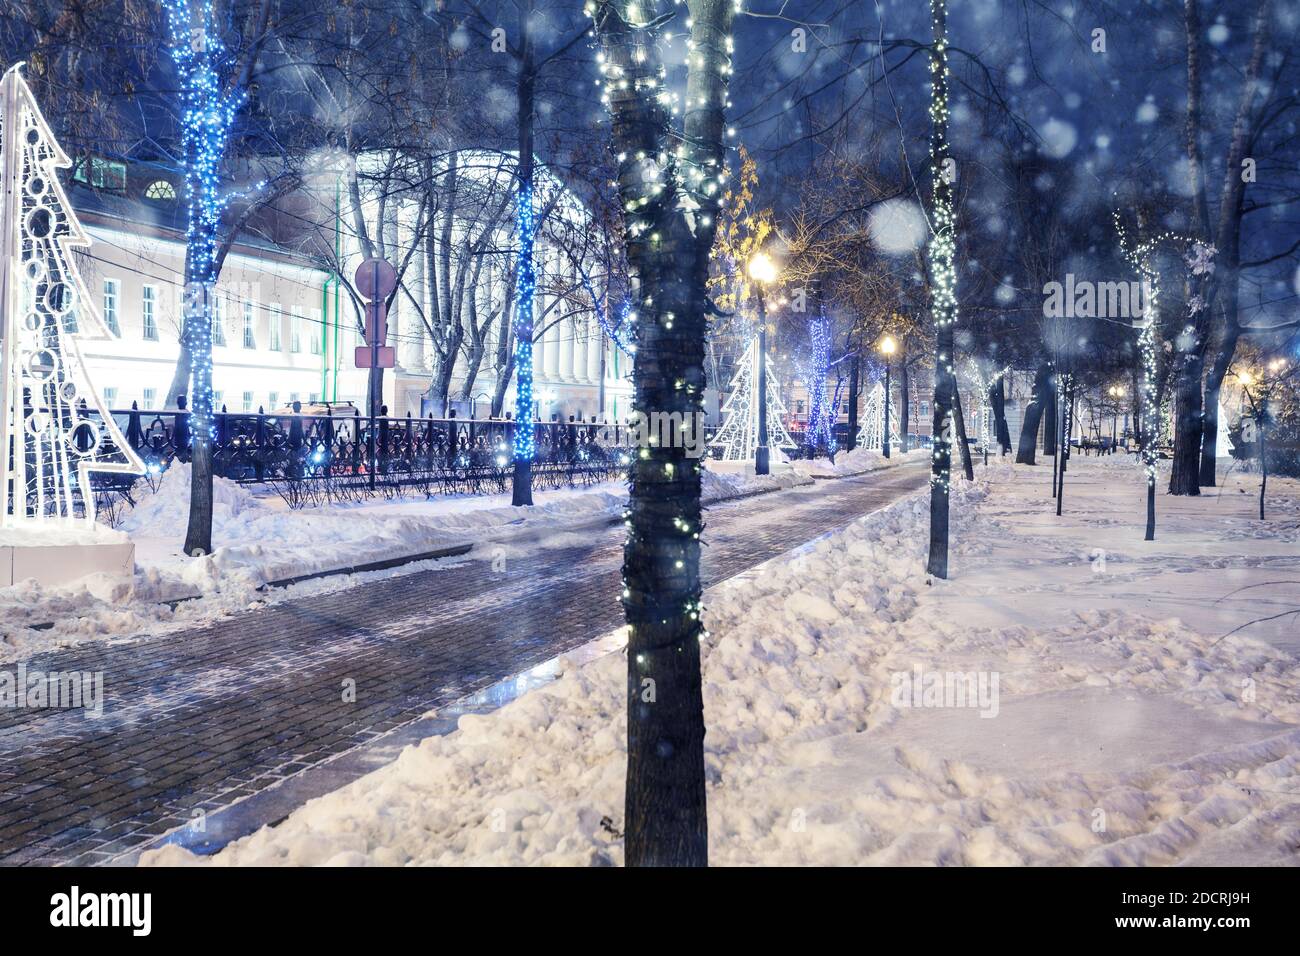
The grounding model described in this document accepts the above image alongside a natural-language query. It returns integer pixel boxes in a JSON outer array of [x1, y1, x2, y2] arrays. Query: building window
[[243, 301, 256, 348], [104, 387, 118, 407], [269, 303, 282, 351], [920, 401, 930, 418], [309, 308, 322, 355], [289, 392, 300, 405], [268, 391, 279, 410], [143, 387, 156, 408], [309, 392, 319, 403], [73, 156, 127, 193], [290, 307, 302, 353], [242, 391, 254, 412], [102, 279, 120, 336], [144, 179, 177, 201], [214, 391, 224, 411], [142, 285, 158, 340], [212, 297, 227, 346]]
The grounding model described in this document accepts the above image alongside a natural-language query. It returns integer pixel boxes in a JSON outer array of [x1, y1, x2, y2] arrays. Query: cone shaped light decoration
[[0, 64, 143, 526], [858, 380, 901, 451], [710, 338, 796, 461]]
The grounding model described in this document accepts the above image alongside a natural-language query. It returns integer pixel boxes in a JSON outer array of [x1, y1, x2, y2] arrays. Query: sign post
[[354, 258, 397, 489]]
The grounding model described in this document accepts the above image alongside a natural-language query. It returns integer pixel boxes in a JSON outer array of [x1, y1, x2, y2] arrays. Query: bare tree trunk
[[1259, 425, 1267, 520], [990, 375, 1010, 453], [429, 358, 454, 417], [953, 387, 974, 481], [899, 352, 910, 452], [951, 387, 972, 481], [165, 335, 192, 409], [846, 355, 859, 451], [1016, 364, 1051, 464], [492, 348, 515, 418], [1042, 370, 1058, 457], [1168, 350, 1204, 495], [1200, 292, 1240, 486], [459, 342, 486, 403]]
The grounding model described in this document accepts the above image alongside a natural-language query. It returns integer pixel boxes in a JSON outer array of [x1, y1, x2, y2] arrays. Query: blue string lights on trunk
[[513, 179, 536, 462], [165, 0, 244, 555], [803, 311, 838, 457]]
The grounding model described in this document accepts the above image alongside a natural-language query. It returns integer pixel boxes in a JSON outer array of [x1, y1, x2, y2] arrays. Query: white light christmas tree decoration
[[0, 64, 143, 527], [710, 338, 795, 461], [857, 380, 901, 452], [1217, 399, 1232, 457]]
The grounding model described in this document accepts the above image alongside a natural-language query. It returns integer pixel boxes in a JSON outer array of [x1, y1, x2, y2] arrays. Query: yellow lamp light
[[747, 251, 777, 284]]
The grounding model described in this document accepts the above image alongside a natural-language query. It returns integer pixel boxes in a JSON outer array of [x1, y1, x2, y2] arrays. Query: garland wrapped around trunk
[[591, 0, 736, 868]]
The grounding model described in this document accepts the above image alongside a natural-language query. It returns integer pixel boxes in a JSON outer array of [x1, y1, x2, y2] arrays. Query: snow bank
[[790, 445, 925, 478], [142, 457, 1300, 866]]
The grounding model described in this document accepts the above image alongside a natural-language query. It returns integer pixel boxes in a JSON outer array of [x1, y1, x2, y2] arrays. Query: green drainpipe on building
[[319, 173, 344, 402]]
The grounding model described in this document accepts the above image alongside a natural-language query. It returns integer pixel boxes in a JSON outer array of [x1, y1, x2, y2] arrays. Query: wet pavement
[[0, 463, 928, 865]]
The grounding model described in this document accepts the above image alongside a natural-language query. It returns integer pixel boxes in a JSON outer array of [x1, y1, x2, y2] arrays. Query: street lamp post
[[880, 335, 896, 459], [1237, 370, 1264, 520], [748, 252, 778, 476], [1108, 385, 1125, 455], [1237, 359, 1288, 522]]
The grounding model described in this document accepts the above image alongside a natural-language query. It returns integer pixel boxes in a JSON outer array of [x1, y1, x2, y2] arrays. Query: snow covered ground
[[0, 463, 809, 662], [788, 444, 926, 478], [142, 453, 1300, 866]]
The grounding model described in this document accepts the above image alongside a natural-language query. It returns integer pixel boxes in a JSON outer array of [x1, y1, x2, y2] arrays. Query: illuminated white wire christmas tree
[[857, 380, 901, 452], [710, 338, 796, 461], [0, 64, 143, 527]]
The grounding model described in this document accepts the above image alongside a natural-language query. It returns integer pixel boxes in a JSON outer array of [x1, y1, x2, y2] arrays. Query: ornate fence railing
[[87, 406, 639, 508]]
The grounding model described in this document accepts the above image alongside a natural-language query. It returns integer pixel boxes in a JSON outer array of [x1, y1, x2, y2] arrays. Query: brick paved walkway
[[0, 463, 928, 865]]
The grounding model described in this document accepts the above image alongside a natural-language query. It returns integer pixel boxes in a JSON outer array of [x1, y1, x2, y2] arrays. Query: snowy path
[[0, 462, 929, 865], [141, 457, 1299, 868]]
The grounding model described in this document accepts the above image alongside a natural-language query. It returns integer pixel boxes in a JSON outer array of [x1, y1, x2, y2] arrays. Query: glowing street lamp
[[747, 251, 777, 285], [879, 335, 897, 458], [1107, 384, 1125, 453], [748, 251, 779, 474]]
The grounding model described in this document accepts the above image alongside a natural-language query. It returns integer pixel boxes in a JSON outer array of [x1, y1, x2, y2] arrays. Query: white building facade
[[68, 157, 632, 423]]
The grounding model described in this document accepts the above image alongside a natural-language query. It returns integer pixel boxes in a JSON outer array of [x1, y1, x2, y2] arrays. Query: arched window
[[144, 179, 177, 201]]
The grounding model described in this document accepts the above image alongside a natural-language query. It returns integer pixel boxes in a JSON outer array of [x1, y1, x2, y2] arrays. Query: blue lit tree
[[446, 0, 595, 506], [801, 307, 841, 458], [164, 0, 269, 555]]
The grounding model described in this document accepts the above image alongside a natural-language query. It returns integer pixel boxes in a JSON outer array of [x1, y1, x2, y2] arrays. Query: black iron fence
[[90, 405, 639, 508]]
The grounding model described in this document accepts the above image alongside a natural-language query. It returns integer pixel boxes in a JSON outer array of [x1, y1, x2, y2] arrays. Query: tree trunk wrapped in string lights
[[590, 0, 736, 867], [1116, 214, 1188, 541], [926, 0, 958, 579], [165, 0, 245, 557], [511, 4, 538, 507]]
